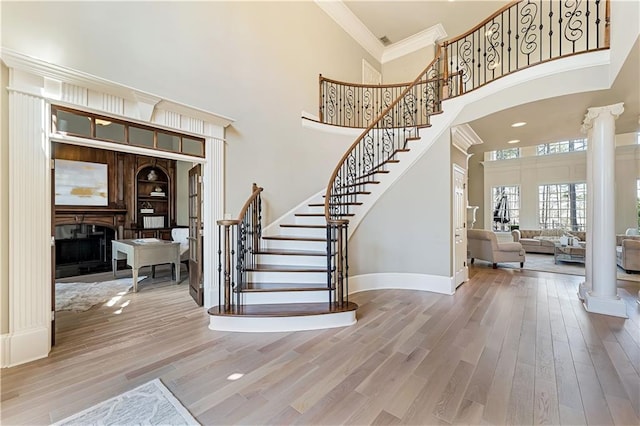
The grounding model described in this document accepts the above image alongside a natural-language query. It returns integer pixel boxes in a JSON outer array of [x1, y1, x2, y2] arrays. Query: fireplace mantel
[[55, 206, 128, 236]]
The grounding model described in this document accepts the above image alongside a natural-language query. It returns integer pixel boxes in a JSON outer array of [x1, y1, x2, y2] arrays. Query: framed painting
[[55, 159, 108, 206]]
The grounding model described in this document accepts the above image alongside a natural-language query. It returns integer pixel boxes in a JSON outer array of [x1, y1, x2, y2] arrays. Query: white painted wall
[[382, 46, 435, 83], [1, 1, 374, 222], [349, 131, 451, 278]]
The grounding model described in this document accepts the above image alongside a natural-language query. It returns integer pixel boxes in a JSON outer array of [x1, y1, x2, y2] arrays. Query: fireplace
[[55, 224, 116, 278]]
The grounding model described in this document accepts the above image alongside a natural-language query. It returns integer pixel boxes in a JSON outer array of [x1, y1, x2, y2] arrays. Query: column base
[[578, 281, 591, 301], [583, 291, 628, 318]]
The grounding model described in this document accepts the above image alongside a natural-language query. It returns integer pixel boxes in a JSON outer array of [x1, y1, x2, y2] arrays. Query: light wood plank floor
[[1, 266, 639, 425]]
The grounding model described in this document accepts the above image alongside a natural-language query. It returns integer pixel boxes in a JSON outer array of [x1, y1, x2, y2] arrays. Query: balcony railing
[[442, 0, 609, 96], [319, 0, 609, 128]]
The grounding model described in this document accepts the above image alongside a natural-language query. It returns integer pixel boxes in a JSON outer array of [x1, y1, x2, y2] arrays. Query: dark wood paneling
[[52, 143, 176, 239]]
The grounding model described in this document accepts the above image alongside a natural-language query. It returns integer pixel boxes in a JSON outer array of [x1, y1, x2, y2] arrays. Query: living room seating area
[[512, 229, 586, 254]]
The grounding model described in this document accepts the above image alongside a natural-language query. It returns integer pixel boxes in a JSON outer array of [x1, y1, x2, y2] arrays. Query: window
[[537, 139, 587, 155], [492, 185, 520, 231], [491, 148, 520, 160], [51, 106, 206, 158], [538, 183, 586, 231]]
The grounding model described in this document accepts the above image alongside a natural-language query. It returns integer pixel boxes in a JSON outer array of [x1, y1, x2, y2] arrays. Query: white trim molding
[[314, 1, 446, 64], [382, 24, 447, 63], [451, 123, 484, 154], [0, 49, 232, 367]]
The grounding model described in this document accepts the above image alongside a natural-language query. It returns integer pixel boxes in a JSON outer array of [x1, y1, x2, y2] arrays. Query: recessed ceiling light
[[507, 139, 520, 144], [511, 121, 527, 127]]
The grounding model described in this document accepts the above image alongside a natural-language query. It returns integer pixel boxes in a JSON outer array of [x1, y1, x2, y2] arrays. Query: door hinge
[[50, 159, 55, 169], [51, 310, 55, 321], [198, 176, 203, 184], [463, 222, 466, 228], [464, 261, 467, 267], [51, 236, 56, 246], [463, 183, 466, 189]]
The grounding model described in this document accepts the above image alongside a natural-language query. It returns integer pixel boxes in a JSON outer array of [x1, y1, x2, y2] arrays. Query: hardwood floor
[[2, 266, 639, 425]]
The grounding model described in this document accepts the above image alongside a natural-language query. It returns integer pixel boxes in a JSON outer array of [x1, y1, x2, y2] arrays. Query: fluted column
[[578, 123, 593, 301], [581, 103, 627, 318]]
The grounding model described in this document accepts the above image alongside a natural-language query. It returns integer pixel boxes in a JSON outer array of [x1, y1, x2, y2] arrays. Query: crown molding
[[0, 47, 235, 128], [451, 123, 484, 153], [382, 24, 447, 64], [315, 0, 384, 62], [315, 1, 446, 65]]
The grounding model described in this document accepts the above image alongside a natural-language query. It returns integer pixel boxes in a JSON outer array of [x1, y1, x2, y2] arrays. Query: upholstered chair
[[468, 229, 525, 269]]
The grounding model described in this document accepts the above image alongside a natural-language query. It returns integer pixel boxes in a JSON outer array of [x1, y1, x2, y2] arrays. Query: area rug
[[499, 253, 640, 282], [52, 378, 199, 425], [55, 276, 146, 312]]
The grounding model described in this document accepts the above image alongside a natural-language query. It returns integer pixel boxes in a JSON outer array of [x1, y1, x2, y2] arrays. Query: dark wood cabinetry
[[128, 156, 176, 240], [53, 143, 177, 241]]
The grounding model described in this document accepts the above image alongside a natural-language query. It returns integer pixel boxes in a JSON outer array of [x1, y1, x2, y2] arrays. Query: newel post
[[441, 43, 449, 100], [217, 219, 238, 311]]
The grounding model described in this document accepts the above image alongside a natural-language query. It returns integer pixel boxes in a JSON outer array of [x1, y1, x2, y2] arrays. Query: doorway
[[51, 142, 205, 345]]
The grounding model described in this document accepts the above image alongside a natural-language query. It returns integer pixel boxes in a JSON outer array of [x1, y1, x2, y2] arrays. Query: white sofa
[[468, 229, 525, 269]]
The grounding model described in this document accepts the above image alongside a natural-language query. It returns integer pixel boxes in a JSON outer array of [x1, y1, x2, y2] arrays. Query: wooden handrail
[[323, 45, 444, 220], [236, 183, 263, 222], [441, 1, 519, 46]]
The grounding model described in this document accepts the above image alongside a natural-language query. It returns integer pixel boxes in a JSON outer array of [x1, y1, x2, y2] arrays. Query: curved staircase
[[209, 0, 611, 332]]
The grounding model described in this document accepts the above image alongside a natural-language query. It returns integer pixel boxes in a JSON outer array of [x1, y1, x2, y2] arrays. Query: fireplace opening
[[55, 224, 116, 278]]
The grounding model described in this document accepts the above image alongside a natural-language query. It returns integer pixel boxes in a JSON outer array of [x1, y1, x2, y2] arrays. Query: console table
[[112, 238, 180, 292]]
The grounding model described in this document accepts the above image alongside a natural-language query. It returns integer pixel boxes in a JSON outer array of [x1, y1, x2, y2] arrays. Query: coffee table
[[554, 243, 586, 264]]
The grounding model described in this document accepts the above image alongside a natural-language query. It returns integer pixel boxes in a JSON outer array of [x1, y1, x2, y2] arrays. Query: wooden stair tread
[[255, 248, 326, 256], [294, 213, 355, 217], [323, 191, 371, 197], [335, 181, 380, 190], [280, 224, 326, 229], [246, 264, 328, 272], [208, 301, 358, 317], [308, 202, 362, 207], [262, 234, 328, 241]]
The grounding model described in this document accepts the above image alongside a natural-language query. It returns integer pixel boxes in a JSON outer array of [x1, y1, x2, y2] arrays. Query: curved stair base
[[208, 302, 358, 332]]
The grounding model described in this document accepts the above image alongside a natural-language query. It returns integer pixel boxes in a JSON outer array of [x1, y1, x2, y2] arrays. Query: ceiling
[[340, 0, 639, 152]]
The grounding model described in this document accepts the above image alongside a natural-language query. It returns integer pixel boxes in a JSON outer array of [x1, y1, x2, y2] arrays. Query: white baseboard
[[348, 273, 456, 296], [0, 326, 50, 368]]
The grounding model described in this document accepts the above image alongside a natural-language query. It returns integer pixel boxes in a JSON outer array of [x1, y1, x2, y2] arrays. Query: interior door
[[188, 164, 203, 306], [453, 165, 467, 287]]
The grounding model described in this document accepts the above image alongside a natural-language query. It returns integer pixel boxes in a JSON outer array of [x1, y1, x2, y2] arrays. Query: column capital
[[581, 102, 624, 133]]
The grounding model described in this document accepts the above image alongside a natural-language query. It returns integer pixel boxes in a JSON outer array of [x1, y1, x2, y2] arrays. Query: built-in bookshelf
[[136, 166, 170, 231]]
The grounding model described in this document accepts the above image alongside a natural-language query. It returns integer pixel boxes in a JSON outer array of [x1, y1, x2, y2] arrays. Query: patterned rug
[[52, 379, 199, 425], [55, 276, 146, 312]]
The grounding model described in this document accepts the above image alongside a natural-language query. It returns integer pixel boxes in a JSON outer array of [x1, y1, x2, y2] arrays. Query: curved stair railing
[[323, 51, 445, 222], [216, 183, 263, 313], [321, 0, 610, 295]]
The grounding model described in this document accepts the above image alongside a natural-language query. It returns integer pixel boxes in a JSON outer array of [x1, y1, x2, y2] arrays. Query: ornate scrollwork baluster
[[520, 1, 539, 63], [564, 0, 584, 52]]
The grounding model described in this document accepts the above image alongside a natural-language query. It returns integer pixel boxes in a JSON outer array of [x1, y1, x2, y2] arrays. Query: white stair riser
[[264, 239, 327, 252], [279, 226, 326, 238], [240, 291, 331, 305], [294, 215, 326, 226], [246, 271, 327, 283], [257, 254, 326, 267]]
